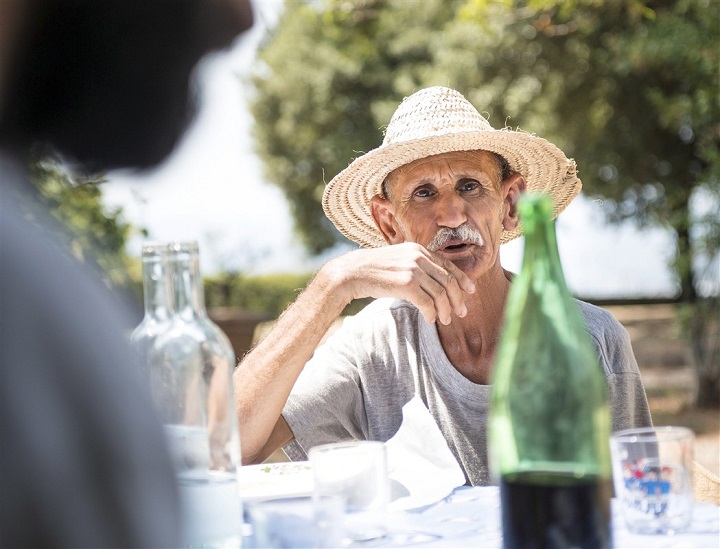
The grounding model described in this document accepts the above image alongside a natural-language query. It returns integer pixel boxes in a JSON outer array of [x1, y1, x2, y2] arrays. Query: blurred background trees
[[251, 0, 718, 405], [26, 155, 140, 299]]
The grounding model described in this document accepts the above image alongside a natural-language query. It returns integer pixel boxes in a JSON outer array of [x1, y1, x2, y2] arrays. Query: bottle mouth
[[141, 240, 200, 260], [141, 242, 170, 258], [167, 241, 199, 254]]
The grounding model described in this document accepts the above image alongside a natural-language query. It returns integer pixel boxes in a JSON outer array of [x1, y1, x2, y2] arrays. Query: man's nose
[[434, 193, 468, 229]]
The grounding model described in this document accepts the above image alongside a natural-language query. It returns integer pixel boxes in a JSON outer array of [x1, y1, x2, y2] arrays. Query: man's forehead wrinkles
[[404, 168, 494, 185], [388, 151, 500, 198]]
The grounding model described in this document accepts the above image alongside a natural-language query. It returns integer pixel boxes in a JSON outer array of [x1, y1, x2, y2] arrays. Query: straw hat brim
[[322, 129, 581, 248]]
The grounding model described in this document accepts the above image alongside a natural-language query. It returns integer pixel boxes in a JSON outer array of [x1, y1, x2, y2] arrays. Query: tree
[[251, 0, 458, 253], [26, 154, 140, 299], [251, 0, 719, 405]]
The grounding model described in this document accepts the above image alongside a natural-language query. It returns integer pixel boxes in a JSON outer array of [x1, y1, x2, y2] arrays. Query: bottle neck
[[519, 209, 569, 294], [141, 249, 172, 321], [169, 243, 207, 320]]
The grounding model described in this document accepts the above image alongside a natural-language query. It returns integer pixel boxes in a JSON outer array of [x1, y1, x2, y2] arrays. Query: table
[[380, 486, 720, 548], [241, 484, 719, 548]]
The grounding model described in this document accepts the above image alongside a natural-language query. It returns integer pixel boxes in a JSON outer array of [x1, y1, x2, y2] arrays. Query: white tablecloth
[[381, 486, 720, 548]]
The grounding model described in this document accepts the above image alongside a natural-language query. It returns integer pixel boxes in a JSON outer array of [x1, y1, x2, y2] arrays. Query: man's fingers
[[413, 291, 439, 325], [415, 276, 453, 325], [343, 244, 475, 324], [417, 252, 474, 321], [438, 254, 476, 294]]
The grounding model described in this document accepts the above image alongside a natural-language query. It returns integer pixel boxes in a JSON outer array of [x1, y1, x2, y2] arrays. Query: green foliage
[[251, 0, 458, 253], [251, 0, 718, 300], [205, 272, 314, 316], [27, 155, 140, 296], [204, 271, 372, 317]]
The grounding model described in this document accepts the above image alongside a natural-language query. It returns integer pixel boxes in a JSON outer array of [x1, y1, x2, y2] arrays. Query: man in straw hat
[[235, 86, 651, 484]]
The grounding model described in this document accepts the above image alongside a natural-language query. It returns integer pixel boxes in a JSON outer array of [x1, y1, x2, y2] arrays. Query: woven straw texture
[[322, 86, 581, 248]]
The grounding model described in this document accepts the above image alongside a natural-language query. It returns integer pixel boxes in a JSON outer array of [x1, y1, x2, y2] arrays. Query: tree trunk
[[674, 220, 697, 304], [674, 204, 718, 408], [691, 297, 720, 409]]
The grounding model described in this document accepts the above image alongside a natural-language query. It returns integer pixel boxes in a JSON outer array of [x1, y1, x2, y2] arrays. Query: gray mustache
[[427, 224, 484, 252]]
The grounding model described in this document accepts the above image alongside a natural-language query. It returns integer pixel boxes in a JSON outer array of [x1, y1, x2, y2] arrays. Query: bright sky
[[103, 0, 678, 299]]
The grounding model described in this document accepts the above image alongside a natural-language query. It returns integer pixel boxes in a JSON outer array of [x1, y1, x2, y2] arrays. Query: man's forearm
[[233, 243, 475, 462], [233, 265, 350, 463]]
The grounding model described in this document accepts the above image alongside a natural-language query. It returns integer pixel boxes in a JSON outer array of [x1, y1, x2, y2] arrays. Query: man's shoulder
[[575, 299, 624, 335], [575, 299, 638, 374]]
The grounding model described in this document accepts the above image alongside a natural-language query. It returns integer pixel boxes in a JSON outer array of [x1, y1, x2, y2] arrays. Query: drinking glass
[[244, 495, 342, 548], [309, 441, 389, 543], [610, 426, 694, 534]]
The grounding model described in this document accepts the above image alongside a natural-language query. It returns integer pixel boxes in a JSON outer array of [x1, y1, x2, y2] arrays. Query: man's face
[[381, 150, 509, 278]]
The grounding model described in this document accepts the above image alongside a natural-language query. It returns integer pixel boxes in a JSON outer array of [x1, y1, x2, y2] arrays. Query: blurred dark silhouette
[[0, 1, 253, 547], [0, 0, 253, 172]]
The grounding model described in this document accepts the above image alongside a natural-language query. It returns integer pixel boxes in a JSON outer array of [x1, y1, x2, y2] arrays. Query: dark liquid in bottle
[[500, 471, 612, 549]]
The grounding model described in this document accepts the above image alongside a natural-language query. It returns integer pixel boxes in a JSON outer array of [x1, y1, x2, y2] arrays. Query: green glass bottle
[[488, 193, 613, 548]]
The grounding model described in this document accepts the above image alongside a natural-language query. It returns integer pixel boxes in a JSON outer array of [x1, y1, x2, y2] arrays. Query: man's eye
[[459, 180, 480, 193], [414, 188, 434, 198]]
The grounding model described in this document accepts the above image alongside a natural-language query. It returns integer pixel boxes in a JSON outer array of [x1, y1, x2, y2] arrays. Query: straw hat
[[322, 86, 581, 248]]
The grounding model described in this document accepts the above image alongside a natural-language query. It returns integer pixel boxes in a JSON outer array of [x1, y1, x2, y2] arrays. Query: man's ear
[[370, 195, 404, 244], [501, 174, 526, 231]]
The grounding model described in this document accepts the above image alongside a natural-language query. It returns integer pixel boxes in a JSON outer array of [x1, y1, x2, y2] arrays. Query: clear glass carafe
[[130, 242, 173, 382], [150, 241, 242, 547]]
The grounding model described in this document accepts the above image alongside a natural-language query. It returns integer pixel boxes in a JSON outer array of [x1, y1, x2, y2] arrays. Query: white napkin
[[385, 396, 466, 511]]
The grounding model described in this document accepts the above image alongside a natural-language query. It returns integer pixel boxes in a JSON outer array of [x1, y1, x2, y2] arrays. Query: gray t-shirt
[[282, 297, 652, 485]]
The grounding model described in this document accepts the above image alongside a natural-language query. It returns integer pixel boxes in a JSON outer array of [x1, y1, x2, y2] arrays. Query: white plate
[[238, 461, 314, 501]]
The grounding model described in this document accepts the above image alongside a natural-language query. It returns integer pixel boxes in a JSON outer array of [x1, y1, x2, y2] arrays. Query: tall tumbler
[[150, 241, 242, 547]]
